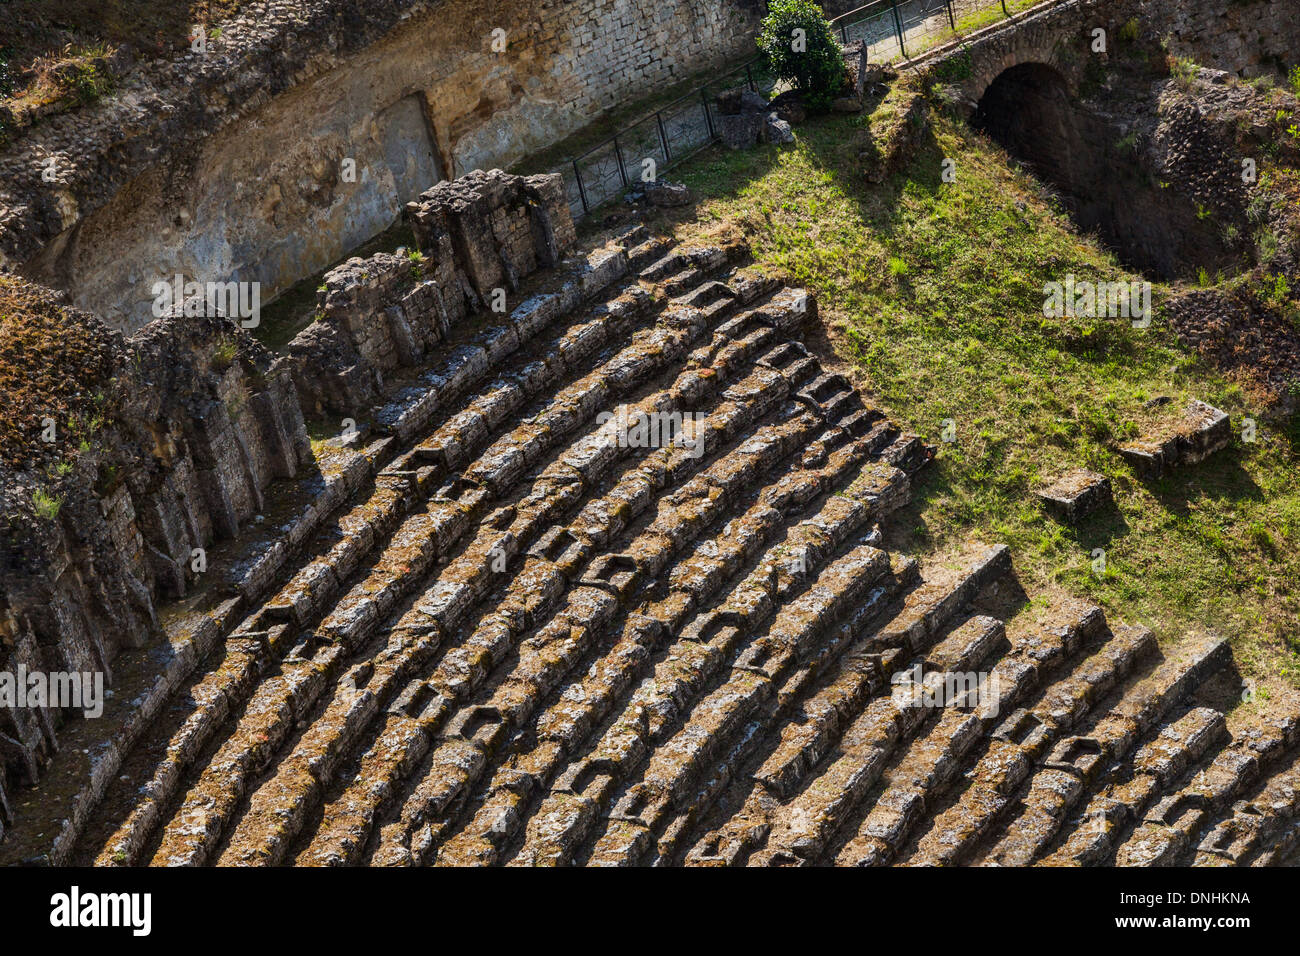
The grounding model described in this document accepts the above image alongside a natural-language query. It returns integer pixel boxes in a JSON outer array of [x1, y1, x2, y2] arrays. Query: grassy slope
[[645, 86, 1299, 696]]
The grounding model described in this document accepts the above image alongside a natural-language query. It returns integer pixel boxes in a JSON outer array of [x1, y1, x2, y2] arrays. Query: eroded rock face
[[0, 294, 311, 824], [1, 0, 763, 332], [1144, 0, 1300, 76], [1168, 287, 1300, 401]]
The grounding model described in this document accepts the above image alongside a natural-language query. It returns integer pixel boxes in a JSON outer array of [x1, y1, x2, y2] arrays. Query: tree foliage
[[756, 0, 845, 109]]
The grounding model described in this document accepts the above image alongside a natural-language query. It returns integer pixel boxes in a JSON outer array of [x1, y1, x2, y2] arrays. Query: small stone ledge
[[1118, 400, 1231, 479], [1036, 469, 1112, 523]]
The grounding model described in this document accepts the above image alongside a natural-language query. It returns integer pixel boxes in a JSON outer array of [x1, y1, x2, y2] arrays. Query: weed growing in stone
[[32, 487, 62, 519]]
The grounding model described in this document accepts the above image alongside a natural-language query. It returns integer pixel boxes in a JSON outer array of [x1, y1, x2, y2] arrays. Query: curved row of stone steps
[[256, 386, 828, 866], [359, 440, 910, 867], [50, 214, 1292, 868], [43, 229, 654, 866], [1047, 704, 1300, 867], [361, 365, 918, 864], [682, 545, 1024, 867], [636, 545, 1277, 868], [73, 233, 729, 864], [898, 630, 1233, 867], [67, 225, 940, 867]]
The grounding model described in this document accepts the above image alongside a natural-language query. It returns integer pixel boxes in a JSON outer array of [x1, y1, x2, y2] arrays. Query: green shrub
[[67, 62, 113, 104], [756, 0, 845, 110], [1167, 55, 1197, 90], [63, 44, 116, 105], [1264, 272, 1290, 307], [212, 336, 238, 371], [407, 248, 426, 280], [931, 50, 973, 84], [33, 488, 62, 520]]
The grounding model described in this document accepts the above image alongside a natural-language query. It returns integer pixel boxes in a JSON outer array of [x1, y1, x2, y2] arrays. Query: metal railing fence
[[550, 0, 1024, 220]]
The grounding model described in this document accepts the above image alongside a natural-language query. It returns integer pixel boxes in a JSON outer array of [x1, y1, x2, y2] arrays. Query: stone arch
[[961, 41, 1084, 108], [966, 58, 1110, 260], [963, 55, 1230, 281], [923, 1, 1093, 117], [969, 61, 1077, 181]]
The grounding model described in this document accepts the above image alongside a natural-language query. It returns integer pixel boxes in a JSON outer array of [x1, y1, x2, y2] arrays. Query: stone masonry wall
[[3, 0, 763, 333], [0, 303, 311, 813], [1138, 0, 1300, 77], [928, 0, 1300, 113], [287, 169, 577, 416]]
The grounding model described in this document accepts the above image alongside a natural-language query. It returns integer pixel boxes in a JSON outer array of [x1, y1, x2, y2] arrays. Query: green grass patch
[[657, 94, 1300, 688], [32, 487, 62, 520]]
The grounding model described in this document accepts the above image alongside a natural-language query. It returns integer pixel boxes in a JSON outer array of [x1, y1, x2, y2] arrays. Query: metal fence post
[[655, 111, 672, 165], [612, 135, 629, 189], [1001, 0, 1009, 15], [573, 159, 589, 216], [945, 0, 957, 31], [890, 0, 907, 59], [701, 86, 716, 140]]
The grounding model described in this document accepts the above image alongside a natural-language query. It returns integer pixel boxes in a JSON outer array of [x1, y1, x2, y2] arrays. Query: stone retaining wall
[[0, 170, 591, 817], [1140, 0, 1300, 76], [287, 169, 577, 416], [3, 0, 763, 332], [0, 303, 311, 813]]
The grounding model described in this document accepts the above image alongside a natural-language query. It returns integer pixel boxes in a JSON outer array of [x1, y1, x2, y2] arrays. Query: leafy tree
[[756, 0, 845, 109]]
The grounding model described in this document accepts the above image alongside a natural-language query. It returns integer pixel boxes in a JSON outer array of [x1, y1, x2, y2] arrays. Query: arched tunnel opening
[[970, 62, 1231, 281]]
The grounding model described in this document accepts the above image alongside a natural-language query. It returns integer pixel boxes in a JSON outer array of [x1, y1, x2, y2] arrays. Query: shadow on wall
[[14, 1, 765, 336]]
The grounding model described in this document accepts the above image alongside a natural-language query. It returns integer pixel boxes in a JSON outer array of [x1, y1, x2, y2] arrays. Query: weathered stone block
[[719, 111, 763, 150], [1036, 469, 1112, 523], [1119, 400, 1231, 478], [645, 180, 693, 206], [764, 113, 796, 144]]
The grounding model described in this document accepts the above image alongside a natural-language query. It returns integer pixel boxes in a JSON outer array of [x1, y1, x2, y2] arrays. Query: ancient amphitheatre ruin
[[0, 0, 1297, 880]]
